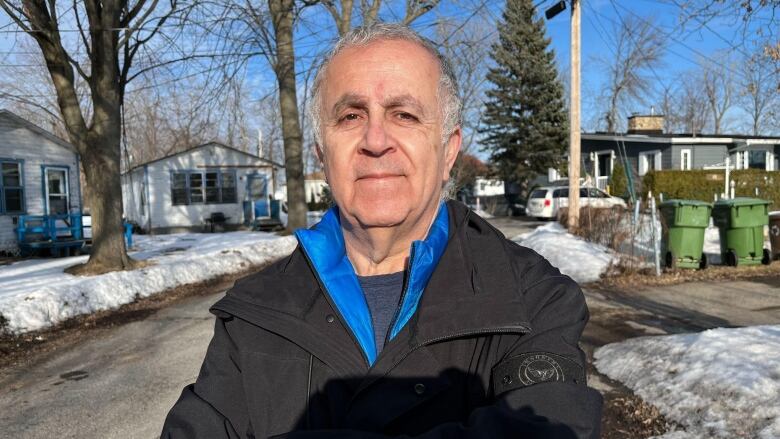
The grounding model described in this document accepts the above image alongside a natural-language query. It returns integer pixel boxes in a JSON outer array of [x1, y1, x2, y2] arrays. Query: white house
[[121, 142, 282, 234], [0, 110, 83, 253], [305, 172, 329, 203]]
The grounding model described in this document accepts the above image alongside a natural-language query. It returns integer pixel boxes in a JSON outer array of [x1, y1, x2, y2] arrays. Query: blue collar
[[294, 203, 450, 366]]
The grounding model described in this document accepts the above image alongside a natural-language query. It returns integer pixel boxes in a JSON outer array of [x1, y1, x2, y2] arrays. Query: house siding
[[124, 143, 276, 232], [671, 144, 728, 169], [0, 114, 81, 251]]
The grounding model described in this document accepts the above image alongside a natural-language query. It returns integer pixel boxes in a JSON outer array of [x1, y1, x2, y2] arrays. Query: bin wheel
[[699, 254, 708, 270], [665, 251, 676, 270], [726, 250, 738, 267], [762, 249, 771, 266]]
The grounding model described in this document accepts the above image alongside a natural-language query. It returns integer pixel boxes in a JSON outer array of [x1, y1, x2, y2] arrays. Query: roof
[[126, 141, 284, 173], [583, 132, 780, 145], [0, 109, 77, 154]]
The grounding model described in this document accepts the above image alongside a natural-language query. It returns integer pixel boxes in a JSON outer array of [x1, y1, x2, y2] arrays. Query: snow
[[595, 326, 780, 439], [514, 222, 614, 283], [0, 232, 297, 334]]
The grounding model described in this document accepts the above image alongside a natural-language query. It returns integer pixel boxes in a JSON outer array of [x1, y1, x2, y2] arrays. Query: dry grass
[[593, 262, 780, 289]]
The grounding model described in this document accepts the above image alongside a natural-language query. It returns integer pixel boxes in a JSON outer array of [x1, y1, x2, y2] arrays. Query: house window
[[639, 150, 662, 176], [1, 160, 24, 214], [171, 170, 237, 205], [748, 150, 767, 170], [44, 167, 69, 215], [221, 172, 237, 203], [680, 149, 692, 170]]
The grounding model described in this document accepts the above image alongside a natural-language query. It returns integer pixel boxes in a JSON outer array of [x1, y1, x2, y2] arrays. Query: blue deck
[[14, 213, 134, 257]]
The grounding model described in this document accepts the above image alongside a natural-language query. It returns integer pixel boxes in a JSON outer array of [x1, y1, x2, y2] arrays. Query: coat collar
[[293, 203, 449, 366]]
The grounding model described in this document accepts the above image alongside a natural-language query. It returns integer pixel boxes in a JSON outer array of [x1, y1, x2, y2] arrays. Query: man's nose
[[361, 115, 394, 157]]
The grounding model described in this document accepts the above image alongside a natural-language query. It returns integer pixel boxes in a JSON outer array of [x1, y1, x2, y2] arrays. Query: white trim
[[44, 166, 70, 215], [639, 150, 663, 176], [680, 148, 692, 170], [594, 150, 614, 178]]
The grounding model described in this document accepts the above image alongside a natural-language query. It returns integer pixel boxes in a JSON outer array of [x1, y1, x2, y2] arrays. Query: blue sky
[[0, 0, 773, 133]]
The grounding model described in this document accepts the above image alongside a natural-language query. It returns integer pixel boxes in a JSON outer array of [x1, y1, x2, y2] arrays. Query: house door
[[247, 174, 269, 218], [595, 152, 612, 190], [44, 167, 69, 215]]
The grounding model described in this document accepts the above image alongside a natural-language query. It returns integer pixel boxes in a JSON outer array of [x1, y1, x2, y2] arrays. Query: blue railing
[[16, 213, 134, 249], [16, 213, 83, 243]]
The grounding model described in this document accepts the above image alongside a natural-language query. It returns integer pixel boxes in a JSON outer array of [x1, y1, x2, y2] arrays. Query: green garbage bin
[[712, 198, 771, 266], [659, 200, 712, 269]]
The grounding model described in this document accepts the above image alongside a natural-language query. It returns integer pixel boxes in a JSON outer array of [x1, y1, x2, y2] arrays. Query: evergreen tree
[[481, 0, 568, 194]]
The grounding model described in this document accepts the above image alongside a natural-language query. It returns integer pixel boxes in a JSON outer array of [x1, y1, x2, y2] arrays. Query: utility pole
[[567, 0, 581, 230]]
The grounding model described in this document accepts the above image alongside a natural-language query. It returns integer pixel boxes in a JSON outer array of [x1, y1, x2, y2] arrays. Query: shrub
[[642, 169, 780, 210], [609, 163, 628, 198]]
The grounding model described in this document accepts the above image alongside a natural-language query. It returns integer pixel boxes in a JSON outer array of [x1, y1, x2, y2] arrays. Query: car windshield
[[529, 189, 548, 199]]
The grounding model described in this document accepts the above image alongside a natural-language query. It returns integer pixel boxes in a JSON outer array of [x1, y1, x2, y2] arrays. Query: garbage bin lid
[[660, 199, 712, 208], [714, 197, 771, 207], [769, 211, 780, 218]]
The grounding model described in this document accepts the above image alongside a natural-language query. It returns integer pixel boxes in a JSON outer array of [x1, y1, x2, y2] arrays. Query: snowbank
[[0, 232, 297, 334], [595, 326, 780, 439], [515, 222, 614, 283]]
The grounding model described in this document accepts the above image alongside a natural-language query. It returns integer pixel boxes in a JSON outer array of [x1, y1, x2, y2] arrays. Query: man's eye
[[397, 112, 418, 121], [342, 113, 359, 121]]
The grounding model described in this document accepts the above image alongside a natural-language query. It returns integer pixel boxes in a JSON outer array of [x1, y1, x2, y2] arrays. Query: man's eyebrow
[[383, 94, 426, 114], [331, 93, 368, 115]]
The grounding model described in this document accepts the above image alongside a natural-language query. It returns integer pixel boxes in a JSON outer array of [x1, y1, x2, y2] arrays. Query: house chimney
[[627, 114, 664, 134]]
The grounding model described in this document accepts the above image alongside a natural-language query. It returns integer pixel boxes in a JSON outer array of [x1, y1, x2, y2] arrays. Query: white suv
[[525, 186, 627, 220]]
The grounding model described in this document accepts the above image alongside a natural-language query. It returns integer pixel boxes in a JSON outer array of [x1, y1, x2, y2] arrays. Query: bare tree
[[700, 54, 734, 134], [599, 15, 665, 132], [322, 0, 436, 36], [0, 0, 198, 275], [738, 50, 779, 135], [676, 73, 710, 135]]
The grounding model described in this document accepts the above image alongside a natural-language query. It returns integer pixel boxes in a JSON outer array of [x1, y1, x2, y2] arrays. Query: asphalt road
[[2, 215, 780, 438], [0, 292, 222, 439]]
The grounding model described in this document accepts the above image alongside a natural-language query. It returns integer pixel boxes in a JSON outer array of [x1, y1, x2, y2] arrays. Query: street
[[1, 215, 779, 438]]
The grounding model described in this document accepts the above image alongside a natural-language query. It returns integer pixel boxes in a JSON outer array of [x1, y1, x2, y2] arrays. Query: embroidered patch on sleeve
[[492, 352, 586, 395]]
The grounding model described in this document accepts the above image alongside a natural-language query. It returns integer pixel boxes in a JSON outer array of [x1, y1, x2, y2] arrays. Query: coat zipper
[[384, 243, 416, 348]]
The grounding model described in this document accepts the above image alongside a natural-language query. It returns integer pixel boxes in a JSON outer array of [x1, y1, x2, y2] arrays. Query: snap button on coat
[[414, 383, 426, 395], [326, 314, 335, 323]]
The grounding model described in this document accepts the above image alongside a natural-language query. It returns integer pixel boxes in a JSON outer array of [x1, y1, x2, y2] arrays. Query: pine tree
[[481, 0, 568, 194]]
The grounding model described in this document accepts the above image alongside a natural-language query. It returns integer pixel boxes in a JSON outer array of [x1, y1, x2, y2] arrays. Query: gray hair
[[308, 23, 463, 147]]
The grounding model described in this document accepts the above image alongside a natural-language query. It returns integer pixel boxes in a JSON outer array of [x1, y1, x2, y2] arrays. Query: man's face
[[318, 39, 461, 230]]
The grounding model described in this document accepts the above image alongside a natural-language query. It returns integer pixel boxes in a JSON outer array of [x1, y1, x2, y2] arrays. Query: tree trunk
[[68, 134, 136, 275], [269, 0, 307, 231]]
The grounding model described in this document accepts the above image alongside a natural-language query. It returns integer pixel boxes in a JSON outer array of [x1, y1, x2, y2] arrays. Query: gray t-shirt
[[357, 271, 405, 354]]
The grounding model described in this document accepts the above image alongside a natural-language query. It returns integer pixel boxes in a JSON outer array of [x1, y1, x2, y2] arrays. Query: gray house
[[0, 110, 83, 253], [546, 115, 780, 192]]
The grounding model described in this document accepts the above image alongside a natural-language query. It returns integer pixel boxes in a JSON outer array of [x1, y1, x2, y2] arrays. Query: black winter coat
[[162, 201, 603, 438]]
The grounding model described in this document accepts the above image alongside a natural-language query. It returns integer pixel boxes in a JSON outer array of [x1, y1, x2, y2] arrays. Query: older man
[[162, 24, 602, 438]]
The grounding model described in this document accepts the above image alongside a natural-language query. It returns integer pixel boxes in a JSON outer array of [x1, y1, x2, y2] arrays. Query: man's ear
[[443, 126, 463, 178]]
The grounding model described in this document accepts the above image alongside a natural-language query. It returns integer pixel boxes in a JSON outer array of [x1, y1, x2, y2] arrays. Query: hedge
[[642, 169, 780, 210]]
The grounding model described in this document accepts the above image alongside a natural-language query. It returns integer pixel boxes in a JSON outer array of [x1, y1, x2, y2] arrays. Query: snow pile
[[515, 222, 614, 283], [0, 232, 297, 334], [595, 326, 780, 439]]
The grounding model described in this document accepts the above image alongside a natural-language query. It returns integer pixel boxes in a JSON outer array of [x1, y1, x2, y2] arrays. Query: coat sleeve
[[160, 316, 250, 439], [275, 259, 603, 439]]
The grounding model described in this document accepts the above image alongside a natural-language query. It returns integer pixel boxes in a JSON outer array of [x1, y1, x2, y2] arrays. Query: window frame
[[170, 169, 238, 206], [0, 159, 25, 215], [42, 165, 70, 215], [638, 150, 663, 176], [680, 148, 692, 170]]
